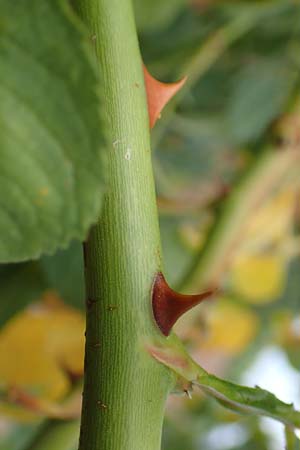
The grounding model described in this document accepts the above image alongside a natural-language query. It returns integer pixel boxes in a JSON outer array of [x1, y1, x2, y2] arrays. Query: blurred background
[[1, 0, 300, 449]]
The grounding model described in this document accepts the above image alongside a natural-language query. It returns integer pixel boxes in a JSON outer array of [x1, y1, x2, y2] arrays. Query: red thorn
[[152, 273, 216, 336], [143, 65, 187, 128]]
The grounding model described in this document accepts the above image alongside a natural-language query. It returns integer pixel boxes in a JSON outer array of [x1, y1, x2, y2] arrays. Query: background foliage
[[0, 0, 300, 449]]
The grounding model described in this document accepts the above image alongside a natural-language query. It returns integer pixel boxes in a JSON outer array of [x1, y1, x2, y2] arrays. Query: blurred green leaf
[[0, 422, 43, 450], [40, 241, 85, 309], [275, 257, 300, 313], [133, 0, 185, 32], [0, 241, 85, 329], [0, 263, 46, 327], [29, 420, 79, 450], [226, 60, 296, 144], [160, 215, 196, 285]]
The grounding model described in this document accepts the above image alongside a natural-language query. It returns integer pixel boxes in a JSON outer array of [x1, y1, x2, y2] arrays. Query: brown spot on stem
[[107, 305, 118, 312], [97, 400, 108, 410], [92, 342, 101, 348], [86, 298, 97, 310], [152, 272, 216, 336]]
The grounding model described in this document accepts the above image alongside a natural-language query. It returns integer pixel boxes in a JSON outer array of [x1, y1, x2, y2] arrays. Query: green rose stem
[[74, 0, 174, 449]]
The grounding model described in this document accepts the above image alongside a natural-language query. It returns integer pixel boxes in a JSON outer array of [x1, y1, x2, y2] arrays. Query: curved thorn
[[143, 65, 187, 128], [152, 272, 216, 336]]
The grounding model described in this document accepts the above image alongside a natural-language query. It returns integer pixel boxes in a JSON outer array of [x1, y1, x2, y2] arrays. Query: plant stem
[[74, 1, 174, 449], [178, 146, 300, 294]]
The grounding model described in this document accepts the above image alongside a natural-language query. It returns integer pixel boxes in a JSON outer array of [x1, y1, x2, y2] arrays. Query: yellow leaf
[[273, 311, 300, 349], [231, 254, 286, 303], [239, 189, 296, 253], [199, 298, 259, 354], [0, 292, 85, 421]]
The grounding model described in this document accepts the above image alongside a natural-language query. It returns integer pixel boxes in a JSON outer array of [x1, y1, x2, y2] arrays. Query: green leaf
[[0, 422, 43, 450], [0, 0, 107, 262], [40, 241, 85, 309], [226, 60, 296, 144], [160, 215, 196, 286], [148, 335, 300, 429], [133, 0, 185, 32], [0, 262, 46, 327], [29, 421, 79, 450]]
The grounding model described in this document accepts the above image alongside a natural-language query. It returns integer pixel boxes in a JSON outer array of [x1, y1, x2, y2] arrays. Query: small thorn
[[184, 389, 192, 400], [143, 65, 187, 128], [152, 272, 216, 336]]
